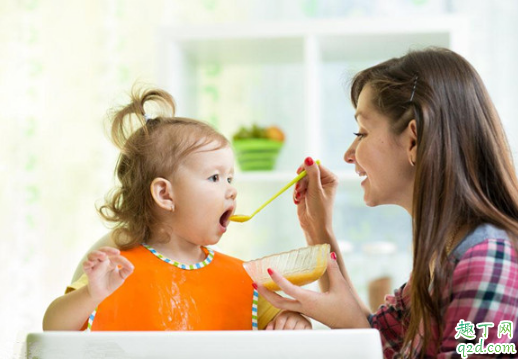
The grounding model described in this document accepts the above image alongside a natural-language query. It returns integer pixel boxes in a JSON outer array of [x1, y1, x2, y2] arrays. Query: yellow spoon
[[230, 160, 320, 223]]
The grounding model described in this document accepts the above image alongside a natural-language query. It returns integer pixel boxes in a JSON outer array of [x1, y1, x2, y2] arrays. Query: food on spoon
[[229, 214, 249, 222]]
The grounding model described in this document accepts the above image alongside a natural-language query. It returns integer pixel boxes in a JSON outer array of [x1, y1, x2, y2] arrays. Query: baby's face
[[171, 143, 237, 247]]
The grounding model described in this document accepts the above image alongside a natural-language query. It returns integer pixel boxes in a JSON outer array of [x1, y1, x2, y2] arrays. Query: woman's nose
[[344, 142, 356, 164]]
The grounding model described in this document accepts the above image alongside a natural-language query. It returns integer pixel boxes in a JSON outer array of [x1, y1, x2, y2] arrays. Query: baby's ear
[[150, 178, 175, 211]]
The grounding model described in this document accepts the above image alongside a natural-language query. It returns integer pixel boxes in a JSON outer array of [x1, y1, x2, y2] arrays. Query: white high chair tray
[[26, 329, 383, 359]]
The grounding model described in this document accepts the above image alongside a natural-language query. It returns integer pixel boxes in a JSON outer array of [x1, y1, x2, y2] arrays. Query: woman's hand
[[83, 246, 134, 302], [265, 310, 312, 330], [293, 157, 339, 245], [255, 253, 370, 329]]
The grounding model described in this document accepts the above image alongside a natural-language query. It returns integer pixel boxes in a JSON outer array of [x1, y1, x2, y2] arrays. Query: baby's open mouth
[[219, 208, 233, 228]]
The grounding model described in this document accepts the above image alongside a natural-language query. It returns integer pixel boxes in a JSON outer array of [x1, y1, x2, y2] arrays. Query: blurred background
[[1, 0, 518, 357]]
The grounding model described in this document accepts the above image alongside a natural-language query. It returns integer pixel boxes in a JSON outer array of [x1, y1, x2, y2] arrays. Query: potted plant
[[232, 124, 285, 171]]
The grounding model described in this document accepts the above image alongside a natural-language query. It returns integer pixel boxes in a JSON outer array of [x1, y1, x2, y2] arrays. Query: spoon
[[230, 160, 320, 223]]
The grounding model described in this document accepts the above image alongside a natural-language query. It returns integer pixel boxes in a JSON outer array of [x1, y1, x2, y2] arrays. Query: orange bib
[[89, 245, 256, 331]]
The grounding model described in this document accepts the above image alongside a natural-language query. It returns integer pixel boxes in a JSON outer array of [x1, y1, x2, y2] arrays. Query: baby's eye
[[227, 177, 233, 184], [353, 132, 366, 140], [208, 174, 219, 182]]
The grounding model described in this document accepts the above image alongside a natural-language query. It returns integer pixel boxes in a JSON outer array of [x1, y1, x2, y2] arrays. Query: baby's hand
[[265, 310, 312, 330], [82, 247, 134, 303]]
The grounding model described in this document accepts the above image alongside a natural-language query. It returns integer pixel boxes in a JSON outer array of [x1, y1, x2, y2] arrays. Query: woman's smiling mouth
[[356, 169, 368, 185]]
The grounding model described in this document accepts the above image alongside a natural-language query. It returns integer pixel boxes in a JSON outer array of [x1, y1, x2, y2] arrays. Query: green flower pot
[[233, 139, 283, 171]]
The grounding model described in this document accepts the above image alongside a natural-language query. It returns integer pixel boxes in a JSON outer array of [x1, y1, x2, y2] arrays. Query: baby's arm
[[42, 247, 134, 330]]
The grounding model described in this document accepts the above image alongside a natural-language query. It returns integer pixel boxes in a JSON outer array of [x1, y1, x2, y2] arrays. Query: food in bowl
[[243, 244, 330, 291]]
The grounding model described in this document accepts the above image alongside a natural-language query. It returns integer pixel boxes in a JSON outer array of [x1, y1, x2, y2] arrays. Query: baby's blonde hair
[[98, 86, 229, 249]]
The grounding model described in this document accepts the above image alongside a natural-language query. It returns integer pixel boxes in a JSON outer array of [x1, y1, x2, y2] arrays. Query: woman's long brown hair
[[350, 47, 518, 357]]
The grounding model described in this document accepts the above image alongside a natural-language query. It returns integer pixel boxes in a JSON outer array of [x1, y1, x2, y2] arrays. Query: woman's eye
[[353, 132, 365, 140], [209, 174, 219, 182]]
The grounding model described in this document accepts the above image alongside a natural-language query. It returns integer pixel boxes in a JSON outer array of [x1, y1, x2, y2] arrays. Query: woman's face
[[344, 84, 415, 212]]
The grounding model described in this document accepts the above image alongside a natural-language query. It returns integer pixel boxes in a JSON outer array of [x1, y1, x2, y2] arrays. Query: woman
[[255, 48, 518, 358]]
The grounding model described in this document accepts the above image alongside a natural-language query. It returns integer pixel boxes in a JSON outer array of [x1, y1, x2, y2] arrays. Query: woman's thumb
[[326, 252, 346, 286]]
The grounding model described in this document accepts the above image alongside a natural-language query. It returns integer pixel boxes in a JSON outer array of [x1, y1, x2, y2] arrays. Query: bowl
[[232, 139, 283, 171], [243, 244, 330, 291]]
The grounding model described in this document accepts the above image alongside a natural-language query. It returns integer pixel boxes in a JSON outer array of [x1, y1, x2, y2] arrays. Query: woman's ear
[[150, 178, 175, 211], [406, 119, 418, 166]]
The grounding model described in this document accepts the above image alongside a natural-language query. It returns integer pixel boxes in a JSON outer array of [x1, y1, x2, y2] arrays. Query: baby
[[43, 87, 311, 331]]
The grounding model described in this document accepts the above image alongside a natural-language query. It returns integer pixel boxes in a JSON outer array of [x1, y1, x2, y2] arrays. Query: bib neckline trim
[[142, 244, 215, 270]]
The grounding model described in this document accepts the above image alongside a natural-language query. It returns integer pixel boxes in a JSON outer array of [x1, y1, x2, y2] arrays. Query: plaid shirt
[[370, 224, 518, 358]]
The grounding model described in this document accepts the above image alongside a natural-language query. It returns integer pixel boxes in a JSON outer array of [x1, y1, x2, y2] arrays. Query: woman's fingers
[[267, 268, 308, 301], [294, 158, 338, 205], [294, 166, 309, 204], [255, 284, 300, 313]]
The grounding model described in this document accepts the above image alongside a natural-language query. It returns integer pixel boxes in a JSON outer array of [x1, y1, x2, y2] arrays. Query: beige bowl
[[243, 244, 330, 291]]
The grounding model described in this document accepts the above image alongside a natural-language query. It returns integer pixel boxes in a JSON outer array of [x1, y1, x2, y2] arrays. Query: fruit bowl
[[243, 244, 330, 291], [232, 124, 285, 171], [232, 138, 283, 171]]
